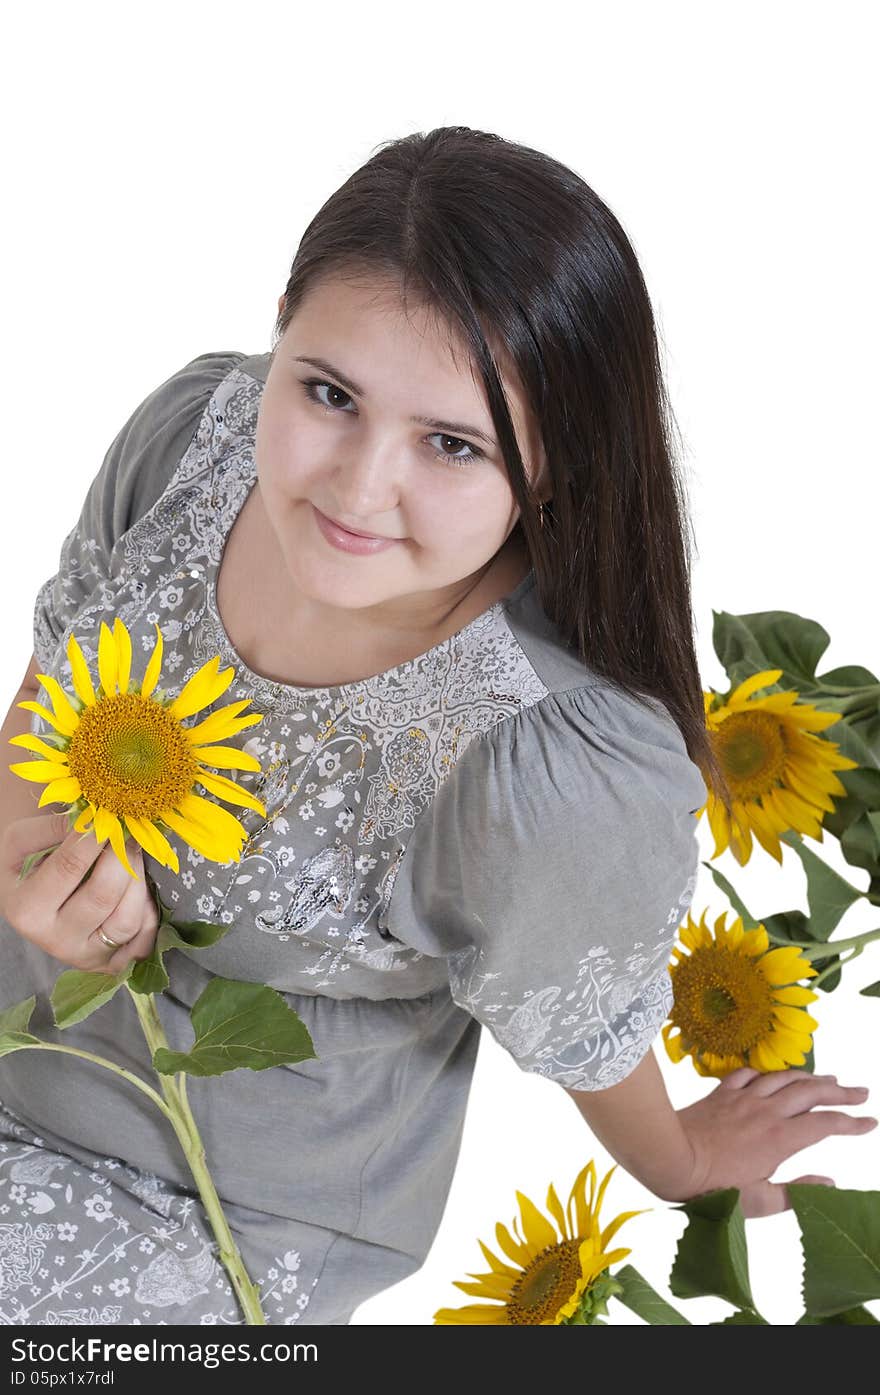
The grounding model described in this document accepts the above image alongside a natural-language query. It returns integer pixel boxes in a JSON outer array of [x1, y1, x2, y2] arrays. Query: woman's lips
[[312, 505, 401, 555]]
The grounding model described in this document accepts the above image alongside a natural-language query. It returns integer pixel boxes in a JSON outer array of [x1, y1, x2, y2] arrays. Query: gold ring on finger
[[97, 928, 124, 951]]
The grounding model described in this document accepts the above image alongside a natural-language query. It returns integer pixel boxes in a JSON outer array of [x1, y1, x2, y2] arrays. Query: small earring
[[537, 501, 546, 530]]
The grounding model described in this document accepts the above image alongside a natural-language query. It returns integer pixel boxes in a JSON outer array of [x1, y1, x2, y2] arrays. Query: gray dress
[[0, 351, 708, 1326]]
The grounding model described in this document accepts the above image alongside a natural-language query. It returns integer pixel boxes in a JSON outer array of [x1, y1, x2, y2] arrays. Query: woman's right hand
[[0, 811, 161, 974], [674, 1065, 877, 1218]]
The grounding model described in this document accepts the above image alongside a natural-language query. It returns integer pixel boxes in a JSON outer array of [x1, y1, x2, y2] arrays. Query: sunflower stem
[[810, 945, 863, 988], [13, 1043, 173, 1119], [125, 986, 267, 1325], [766, 927, 880, 959]]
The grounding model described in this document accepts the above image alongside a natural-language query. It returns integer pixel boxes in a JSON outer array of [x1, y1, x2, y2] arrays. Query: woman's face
[[255, 274, 548, 618]]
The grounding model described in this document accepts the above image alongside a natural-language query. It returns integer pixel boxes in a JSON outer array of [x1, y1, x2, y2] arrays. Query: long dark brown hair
[[271, 125, 732, 815]]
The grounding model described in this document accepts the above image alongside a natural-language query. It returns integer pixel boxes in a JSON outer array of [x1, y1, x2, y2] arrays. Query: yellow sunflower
[[433, 1161, 644, 1325], [9, 618, 267, 880], [696, 667, 857, 866], [661, 908, 820, 1077]]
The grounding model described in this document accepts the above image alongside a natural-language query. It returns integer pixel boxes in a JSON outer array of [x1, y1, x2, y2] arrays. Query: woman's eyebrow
[[291, 354, 498, 447]]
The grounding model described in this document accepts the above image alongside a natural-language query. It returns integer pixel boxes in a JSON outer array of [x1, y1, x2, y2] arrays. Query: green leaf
[[796, 1305, 880, 1325], [669, 1188, 758, 1314], [822, 764, 880, 861], [711, 608, 830, 694], [151, 978, 317, 1077], [703, 861, 760, 928], [611, 1265, 691, 1324], [778, 829, 865, 940], [0, 995, 41, 1057], [127, 878, 232, 996], [789, 1183, 880, 1316], [859, 980, 880, 998], [841, 808, 880, 879], [51, 966, 133, 1029], [709, 1310, 770, 1324]]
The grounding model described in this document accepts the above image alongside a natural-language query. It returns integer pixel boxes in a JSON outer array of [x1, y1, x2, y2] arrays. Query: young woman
[[0, 126, 870, 1326]]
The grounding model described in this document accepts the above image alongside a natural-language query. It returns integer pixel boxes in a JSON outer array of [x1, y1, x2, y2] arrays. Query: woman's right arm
[[0, 664, 160, 974], [565, 1045, 876, 1218]]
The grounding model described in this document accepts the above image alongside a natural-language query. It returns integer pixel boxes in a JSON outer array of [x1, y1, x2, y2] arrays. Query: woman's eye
[[302, 379, 354, 413], [429, 433, 481, 468], [300, 378, 483, 470]]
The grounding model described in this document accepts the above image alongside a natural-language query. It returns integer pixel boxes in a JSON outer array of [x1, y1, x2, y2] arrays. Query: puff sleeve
[[32, 350, 245, 671], [383, 683, 708, 1092]]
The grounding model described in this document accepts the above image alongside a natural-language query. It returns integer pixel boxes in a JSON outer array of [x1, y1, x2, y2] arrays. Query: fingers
[[739, 1174, 837, 1219], [54, 838, 141, 953], [89, 846, 161, 971], [718, 1067, 762, 1090], [86, 844, 148, 951], [774, 1079, 871, 1117], [4, 810, 76, 864], [53, 839, 153, 971], [104, 919, 160, 974], [744, 1068, 826, 1097], [784, 1109, 878, 1163]]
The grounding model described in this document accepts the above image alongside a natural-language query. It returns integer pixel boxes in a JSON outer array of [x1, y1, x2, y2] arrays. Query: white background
[[1, 1, 877, 1325]]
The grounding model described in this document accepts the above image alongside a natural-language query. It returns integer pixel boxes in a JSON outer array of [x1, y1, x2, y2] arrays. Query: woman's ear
[[277, 293, 285, 317]]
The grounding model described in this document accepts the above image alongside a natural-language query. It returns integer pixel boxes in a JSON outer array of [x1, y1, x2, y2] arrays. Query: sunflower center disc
[[718, 710, 786, 790], [703, 984, 737, 1019], [66, 692, 197, 819], [108, 729, 164, 783], [509, 1240, 581, 1324]]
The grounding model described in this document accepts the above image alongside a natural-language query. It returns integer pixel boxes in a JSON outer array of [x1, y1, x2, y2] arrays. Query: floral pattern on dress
[[445, 867, 700, 1091], [0, 1101, 319, 1325]]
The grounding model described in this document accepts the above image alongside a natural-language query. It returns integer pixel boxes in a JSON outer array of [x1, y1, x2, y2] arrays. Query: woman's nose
[[331, 441, 401, 517]]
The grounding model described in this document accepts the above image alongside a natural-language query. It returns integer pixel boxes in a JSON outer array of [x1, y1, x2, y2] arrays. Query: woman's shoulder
[[461, 577, 708, 822], [503, 578, 688, 745]]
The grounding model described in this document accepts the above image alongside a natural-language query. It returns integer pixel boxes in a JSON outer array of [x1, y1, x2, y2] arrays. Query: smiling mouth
[[317, 508, 396, 541]]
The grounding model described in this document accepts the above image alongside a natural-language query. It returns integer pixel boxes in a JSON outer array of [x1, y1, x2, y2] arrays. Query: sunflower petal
[[183, 700, 259, 744], [9, 760, 69, 783], [569, 1160, 597, 1238], [591, 1164, 619, 1224], [114, 617, 132, 694], [74, 804, 96, 834], [66, 633, 96, 707], [760, 946, 813, 985], [773, 985, 819, 1006], [545, 1181, 569, 1240], [125, 813, 179, 875], [451, 1272, 513, 1301], [514, 1190, 557, 1253], [773, 1004, 819, 1033], [105, 813, 138, 880], [194, 769, 267, 815], [599, 1207, 649, 1249], [476, 1238, 519, 1278], [750, 1038, 788, 1072], [190, 744, 262, 772], [16, 699, 68, 733], [97, 621, 118, 698], [176, 792, 249, 846], [141, 624, 164, 700], [730, 670, 783, 704], [8, 733, 70, 762], [37, 777, 82, 807], [493, 1220, 529, 1269], [433, 1303, 508, 1325], [160, 807, 238, 864], [32, 675, 80, 735], [167, 656, 235, 722]]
